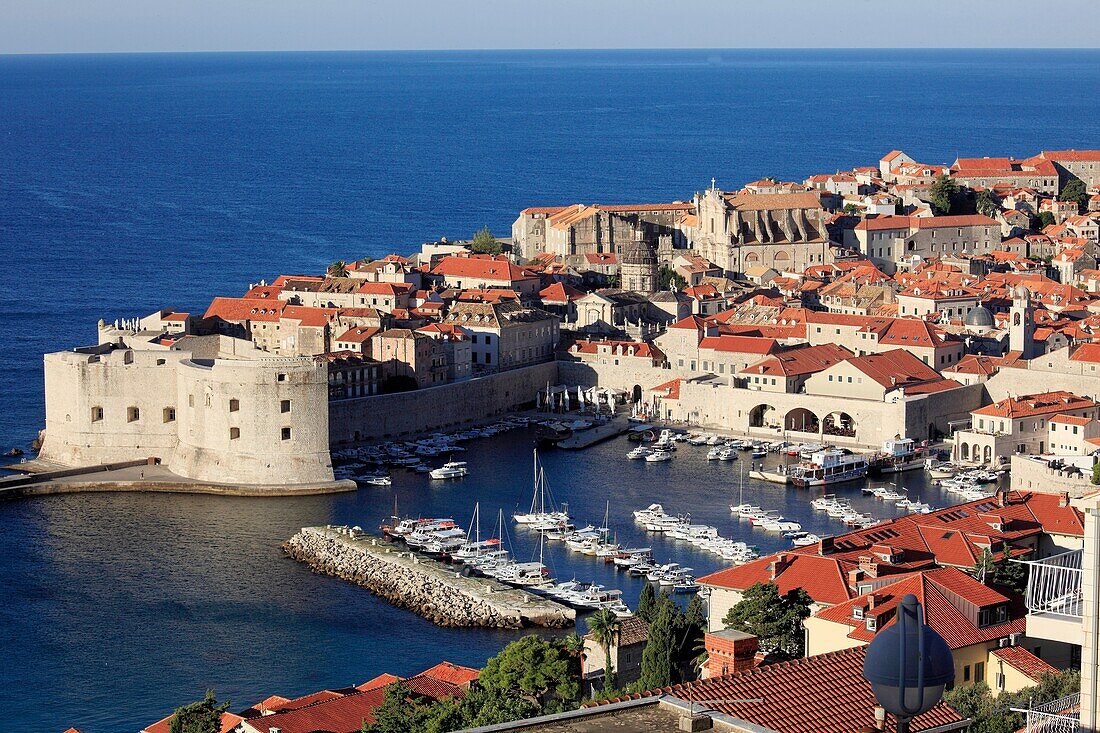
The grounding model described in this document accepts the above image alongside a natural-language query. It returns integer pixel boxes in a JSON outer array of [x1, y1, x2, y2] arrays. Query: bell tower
[[1009, 285, 1035, 358]]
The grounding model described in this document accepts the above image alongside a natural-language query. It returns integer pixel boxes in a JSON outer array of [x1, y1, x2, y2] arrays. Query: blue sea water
[[0, 49, 1098, 732]]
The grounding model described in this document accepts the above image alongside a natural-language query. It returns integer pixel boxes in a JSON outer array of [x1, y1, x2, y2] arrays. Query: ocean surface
[[0, 49, 1098, 732]]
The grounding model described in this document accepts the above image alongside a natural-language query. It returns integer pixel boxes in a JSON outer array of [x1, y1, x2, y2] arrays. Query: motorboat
[[429, 461, 469, 480], [788, 449, 868, 488], [364, 476, 392, 487], [645, 450, 672, 462], [706, 447, 723, 460], [627, 446, 651, 460]]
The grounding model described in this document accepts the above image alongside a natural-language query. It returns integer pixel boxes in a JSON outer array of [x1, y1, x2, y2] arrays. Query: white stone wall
[[171, 357, 332, 485], [40, 345, 334, 486]]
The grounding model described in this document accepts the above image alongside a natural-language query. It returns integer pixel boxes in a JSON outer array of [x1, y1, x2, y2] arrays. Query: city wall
[[330, 361, 558, 442]]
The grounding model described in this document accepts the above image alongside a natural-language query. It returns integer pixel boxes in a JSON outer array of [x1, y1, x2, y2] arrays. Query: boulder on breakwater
[[282, 526, 575, 629]]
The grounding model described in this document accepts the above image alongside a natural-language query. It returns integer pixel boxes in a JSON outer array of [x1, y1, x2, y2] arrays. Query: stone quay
[[282, 526, 575, 629]]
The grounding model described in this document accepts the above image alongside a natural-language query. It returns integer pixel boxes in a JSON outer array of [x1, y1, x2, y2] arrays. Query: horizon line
[[2, 46, 1099, 58]]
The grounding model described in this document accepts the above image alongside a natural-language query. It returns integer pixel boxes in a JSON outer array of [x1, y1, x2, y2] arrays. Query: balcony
[[1022, 550, 1083, 646], [1014, 693, 1080, 733]]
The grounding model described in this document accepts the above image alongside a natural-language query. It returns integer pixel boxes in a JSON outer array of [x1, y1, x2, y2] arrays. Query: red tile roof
[[1041, 149, 1100, 162], [538, 281, 586, 303], [431, 255, 536, 282], [740, 343, 853, 377], [355, 673, 401, 692], [698, 335, 780, 354], [703, 492, 1082, 603], [973, 391, 1097, 419], [281, 305, 338, 328], [593, 646, 963, 733], [991, 646, 1059, 682], [144, 712, 245, 733], [814, 568, 1022, 649], [650, 378, 682, 400], [417, 661, 480, 687], [203, 296, 285, 323], [842, 349, 947, 390], [243, 689, 386, 733], [356, 281, 413, 296]]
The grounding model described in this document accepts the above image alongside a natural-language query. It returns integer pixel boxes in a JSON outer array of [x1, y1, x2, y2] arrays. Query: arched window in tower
[[1013, 313, 1021, 326]]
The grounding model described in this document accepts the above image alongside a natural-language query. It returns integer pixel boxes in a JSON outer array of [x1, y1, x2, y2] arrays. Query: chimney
[[858, 555, 879, 578], [873, 706, 887, 731], [769, 552, 791, 580], [1060, 491, 1070, 508], [868, 592, 885, 610], [848, 568, 865, 588], [818, 536, 834, 556]]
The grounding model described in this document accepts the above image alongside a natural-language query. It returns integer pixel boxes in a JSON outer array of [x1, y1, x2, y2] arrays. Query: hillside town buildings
[[32, 146, 1100, 497]]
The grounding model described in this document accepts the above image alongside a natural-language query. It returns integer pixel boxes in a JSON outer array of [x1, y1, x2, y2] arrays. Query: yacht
[[627, 446, 651, 460], [513, 450, 570, 525], [645, 449, 672, 462], [364, 476, 392, 487], [429, 461, 469, 480], [788, 449, 868, 488]]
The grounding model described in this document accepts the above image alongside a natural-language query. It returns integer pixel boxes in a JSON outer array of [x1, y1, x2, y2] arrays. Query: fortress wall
[[39, 348, 182, 465], [329, 361, 558, 442], [171, 357, 333, 485]]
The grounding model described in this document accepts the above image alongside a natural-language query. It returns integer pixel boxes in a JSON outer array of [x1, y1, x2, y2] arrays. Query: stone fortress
[[38, 319, 338, 491]]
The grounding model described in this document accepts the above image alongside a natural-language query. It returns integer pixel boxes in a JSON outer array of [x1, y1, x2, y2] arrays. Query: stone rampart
[[329, 362, 558, 442], [283, 526, 574, 628]]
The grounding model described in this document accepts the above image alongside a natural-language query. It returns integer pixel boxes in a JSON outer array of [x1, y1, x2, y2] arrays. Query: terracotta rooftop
[[973, 391, 1097, 419], [991, 645, 1059, 682], [593, 646, 964, 733]]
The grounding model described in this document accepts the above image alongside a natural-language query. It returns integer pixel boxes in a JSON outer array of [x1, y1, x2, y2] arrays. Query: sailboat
[[513, 449, 570, 525], [729, 463, 755, 515], [451, 502, 501, 562]]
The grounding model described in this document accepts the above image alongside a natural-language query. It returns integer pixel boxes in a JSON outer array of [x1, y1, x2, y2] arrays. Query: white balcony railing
[[1014, 693, 1080, 733], [1023, 550, 1084, 619]]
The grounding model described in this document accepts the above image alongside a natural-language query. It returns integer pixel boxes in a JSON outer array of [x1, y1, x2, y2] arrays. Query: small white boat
[[627, 446, 651, 459], [645, 450, 672, 463], [364, 476, 392, 487], [429, 461, 469, 480]]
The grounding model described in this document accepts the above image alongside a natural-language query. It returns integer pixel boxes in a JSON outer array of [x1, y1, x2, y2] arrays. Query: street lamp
[[862, 594, 954, 733]]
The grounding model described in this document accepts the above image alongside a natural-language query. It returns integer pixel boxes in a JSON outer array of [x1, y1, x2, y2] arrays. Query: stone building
[[40, 334, 335, 487], [949, 156, 1060, 194], [442, 300, 559, 374], [692, 182, 832, 276], [516, 202, 691, 260], [581, 616, 649, 694], [371, 328, 447, 388], [853, 214, 1000, 274], [619, 228, 658, 294], [1038, 149, 1100, 190]]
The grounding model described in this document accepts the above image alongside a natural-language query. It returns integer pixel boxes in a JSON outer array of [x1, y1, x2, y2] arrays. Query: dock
[[554, 419, 630, 450], [283, 526, 575, 629]]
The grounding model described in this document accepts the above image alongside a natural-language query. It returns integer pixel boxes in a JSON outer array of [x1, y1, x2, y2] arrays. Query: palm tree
[[327, 260, 349, 278], [689, 636, 709, 681], [587, 608, 620, 692]]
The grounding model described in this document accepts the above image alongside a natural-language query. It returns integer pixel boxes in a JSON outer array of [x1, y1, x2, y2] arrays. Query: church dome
[[964, 304, 995, 328], [1013, 284, 1031, 300], [621, 236, 657, 266]]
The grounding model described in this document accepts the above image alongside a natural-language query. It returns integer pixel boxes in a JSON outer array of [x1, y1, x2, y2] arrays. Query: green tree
[[638, 597, 677, 690], [327, 260, 349, 277], [1092, 461, 1100, 485], [929, 174, 960, 215], [721, 582, 812, 659], [477, 635, 578, 713], [1035, 211, 1056, 229], [636, 582, 657, 622], [586, 608, 620, 692], [168, 690, 229, 733], [658, 265, 687, 291], [470, 227, 502, 255], [842, 203, 862, 215], [1059, 179, 1088, 211], [684, 594, 706, 632], [944, 670, 1080, 733], [456, 685, 539, 728], [972, 550, 1028, 596], [975, 190, 998, 217]]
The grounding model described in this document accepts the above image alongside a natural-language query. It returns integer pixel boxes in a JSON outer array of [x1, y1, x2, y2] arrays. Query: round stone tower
[[620, 227, 658, 294]]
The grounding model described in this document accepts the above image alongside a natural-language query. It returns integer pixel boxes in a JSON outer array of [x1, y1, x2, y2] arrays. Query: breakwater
[[282, 526, 575, 629]]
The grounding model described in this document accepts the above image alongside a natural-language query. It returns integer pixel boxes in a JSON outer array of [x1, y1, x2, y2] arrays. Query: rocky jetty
[[283, 526, 575, 629]]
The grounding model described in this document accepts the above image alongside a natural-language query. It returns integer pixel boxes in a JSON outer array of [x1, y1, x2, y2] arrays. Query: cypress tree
[[638, 601, 676, 690], [636, 582, 657, 622]]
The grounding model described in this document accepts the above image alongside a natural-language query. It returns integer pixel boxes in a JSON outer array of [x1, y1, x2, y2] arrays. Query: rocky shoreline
[[283, 526, 575, 629]]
